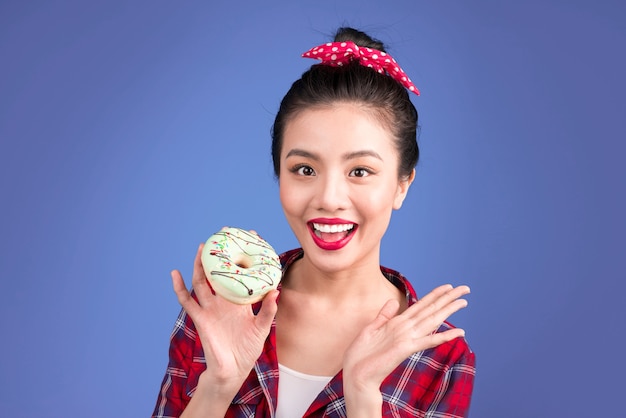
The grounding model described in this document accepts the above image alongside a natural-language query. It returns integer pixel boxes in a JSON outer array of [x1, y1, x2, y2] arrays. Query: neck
[[282, 252, 391, 305]]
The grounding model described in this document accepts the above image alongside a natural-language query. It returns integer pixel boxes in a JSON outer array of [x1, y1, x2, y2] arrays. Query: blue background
[[1, 1, 624, 416]]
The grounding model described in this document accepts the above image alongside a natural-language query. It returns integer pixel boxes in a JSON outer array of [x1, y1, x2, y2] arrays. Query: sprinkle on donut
[[201, 227, 282, 304]]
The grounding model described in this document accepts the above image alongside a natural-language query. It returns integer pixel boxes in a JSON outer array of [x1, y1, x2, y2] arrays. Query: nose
[[313, 172, 350, 213]]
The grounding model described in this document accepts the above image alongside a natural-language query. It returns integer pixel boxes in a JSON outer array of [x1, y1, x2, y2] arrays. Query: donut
[[200, 227, 282, 304]]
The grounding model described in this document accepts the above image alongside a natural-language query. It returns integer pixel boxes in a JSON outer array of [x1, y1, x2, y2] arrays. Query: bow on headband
[[302, 41, 420, 96]]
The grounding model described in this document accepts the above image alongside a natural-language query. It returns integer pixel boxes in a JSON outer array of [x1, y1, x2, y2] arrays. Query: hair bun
[[333, 27, 386, 52]]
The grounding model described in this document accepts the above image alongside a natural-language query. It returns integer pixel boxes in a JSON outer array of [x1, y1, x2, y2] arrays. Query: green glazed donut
[[201, 227, 282, 304]]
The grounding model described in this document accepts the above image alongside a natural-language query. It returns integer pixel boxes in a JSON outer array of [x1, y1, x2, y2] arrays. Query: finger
[[436, 298, 469, 323], [171, 269, 188, 299], [421, 327, 466, 350], [171, 269, 201, 317], [255, 290, 279, 333], [367, 299, 401, 331], [415, 298, 469, 336], [431, 286, 470, 317], [409, 285, 470, 320], [427, 285, 470, 314], [422, 284, 470, 306], [191, 243, 214, 305], [416, 284, 455, 306], [405, 284, 453, 317], [249, 229, 265, 241]]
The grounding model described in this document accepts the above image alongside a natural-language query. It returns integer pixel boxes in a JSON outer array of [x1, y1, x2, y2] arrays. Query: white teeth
[[312, 223, 354, 233]]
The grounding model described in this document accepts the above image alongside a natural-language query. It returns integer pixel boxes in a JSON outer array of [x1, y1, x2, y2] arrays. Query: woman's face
[[279, 103, 414, 273]]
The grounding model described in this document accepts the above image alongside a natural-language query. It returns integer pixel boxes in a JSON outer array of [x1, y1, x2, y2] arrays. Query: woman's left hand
[[342, 284, 470, 414]]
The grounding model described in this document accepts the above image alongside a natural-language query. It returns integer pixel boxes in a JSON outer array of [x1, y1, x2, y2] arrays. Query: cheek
[[356, 182, 401, 218], [278, 179, 290, 212], [363, 180, 398, 204], [279, 177, 303, 216]]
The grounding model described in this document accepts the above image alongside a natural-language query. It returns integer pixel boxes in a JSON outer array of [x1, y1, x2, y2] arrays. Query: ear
[[393, 169, 415, 210]]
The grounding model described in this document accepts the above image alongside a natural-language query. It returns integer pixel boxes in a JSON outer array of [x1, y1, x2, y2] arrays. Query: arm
[[425, 348, 476, 418], [152, 307, 249, 418], [153, 243, 278, 418], [152, 307, 197, 418], [342, 284, 471, 417]]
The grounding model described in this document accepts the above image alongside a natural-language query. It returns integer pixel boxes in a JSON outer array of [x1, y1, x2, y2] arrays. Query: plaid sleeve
[[381, 334, 475, 418], [424, 339, 476, 418], [152, 306, 202, 418]]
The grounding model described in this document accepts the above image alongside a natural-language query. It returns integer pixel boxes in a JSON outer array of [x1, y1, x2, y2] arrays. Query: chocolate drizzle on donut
[[210, 268, 279, 295], [207, 229, 282, 298], [215, 230, 277, 256], [213, 230, 282, 269]]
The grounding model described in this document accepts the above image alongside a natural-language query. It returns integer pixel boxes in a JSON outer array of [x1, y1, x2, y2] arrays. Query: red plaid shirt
[[152, 249, 475, 417]]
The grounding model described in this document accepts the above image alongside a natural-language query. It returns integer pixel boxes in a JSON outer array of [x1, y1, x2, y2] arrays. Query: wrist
[[343, 372, 383, 417], [195, 370, 242, 403], [179, 371, 241, 418]]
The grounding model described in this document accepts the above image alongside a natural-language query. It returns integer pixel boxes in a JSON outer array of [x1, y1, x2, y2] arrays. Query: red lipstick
[[308, 218, 357, 251]]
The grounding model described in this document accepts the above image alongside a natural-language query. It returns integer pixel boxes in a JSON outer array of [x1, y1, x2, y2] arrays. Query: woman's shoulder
[[380, 265, 419, 305], [379, 265, 475, 359], [279, 248, 304, 268]]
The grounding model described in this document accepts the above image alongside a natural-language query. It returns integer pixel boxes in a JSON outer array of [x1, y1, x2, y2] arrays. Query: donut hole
[[232, 253, 253, 269]]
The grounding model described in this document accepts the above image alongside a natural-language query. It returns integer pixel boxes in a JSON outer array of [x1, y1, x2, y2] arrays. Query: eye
[[349, 167, 371, 178], [293, 165, 316, 176]]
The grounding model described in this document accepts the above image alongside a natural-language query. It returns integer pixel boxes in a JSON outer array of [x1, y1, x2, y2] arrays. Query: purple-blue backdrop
[[1, 1, 624, 416]]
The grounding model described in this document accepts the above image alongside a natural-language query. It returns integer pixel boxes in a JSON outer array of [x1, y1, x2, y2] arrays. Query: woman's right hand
[[171, 243, 279, 402], [341, 284, 470, 416]]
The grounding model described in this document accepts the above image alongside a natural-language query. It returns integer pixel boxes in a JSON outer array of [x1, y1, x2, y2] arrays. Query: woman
[[153, 27, 475, 418]]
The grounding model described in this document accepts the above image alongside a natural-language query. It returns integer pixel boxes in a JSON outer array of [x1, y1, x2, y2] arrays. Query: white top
[[275, 363, 334, 418]]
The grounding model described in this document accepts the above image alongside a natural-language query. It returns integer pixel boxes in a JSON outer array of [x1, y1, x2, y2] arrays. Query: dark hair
[[271, 27, 419, 180]]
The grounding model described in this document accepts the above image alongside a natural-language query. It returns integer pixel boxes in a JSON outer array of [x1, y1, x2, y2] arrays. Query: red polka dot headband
[[302, 41, 420, 96]]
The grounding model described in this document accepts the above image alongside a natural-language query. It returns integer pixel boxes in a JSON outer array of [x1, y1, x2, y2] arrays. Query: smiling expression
[[279, 103, 414, 273]]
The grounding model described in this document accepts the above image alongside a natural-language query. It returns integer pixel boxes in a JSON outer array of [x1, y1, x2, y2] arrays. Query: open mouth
[[308, 220, 357, 250], [312, 222, 355, 240]]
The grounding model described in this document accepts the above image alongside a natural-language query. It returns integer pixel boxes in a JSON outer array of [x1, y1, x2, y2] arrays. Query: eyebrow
[[285, 149, 319, 160], [285, 148, 383, 161], [342, 150, 383, 161]]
